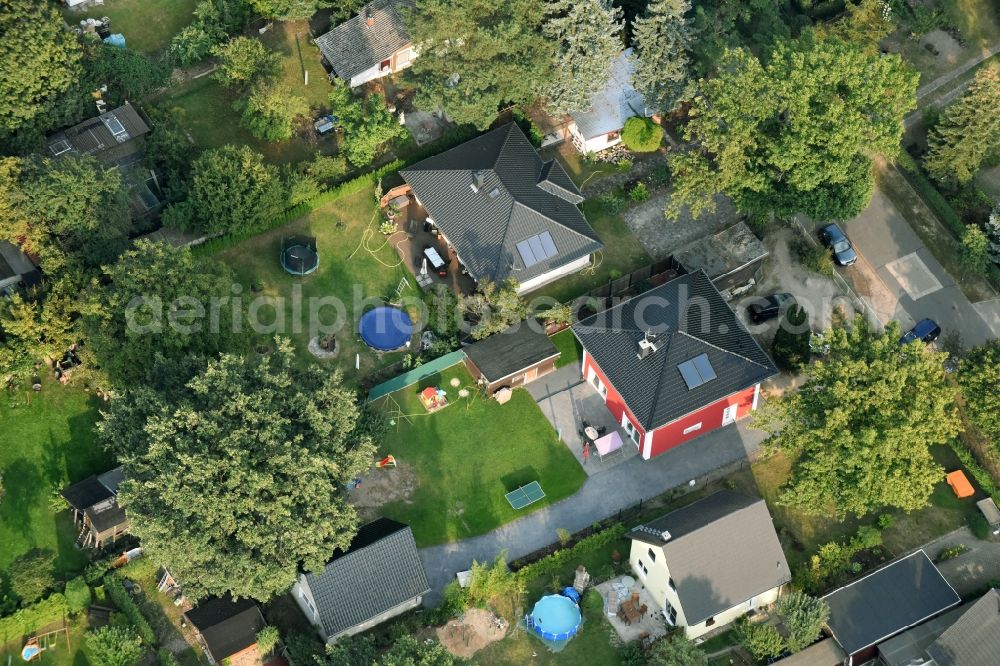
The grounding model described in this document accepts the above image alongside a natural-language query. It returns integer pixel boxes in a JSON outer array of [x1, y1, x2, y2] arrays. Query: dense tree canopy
[[925, 67, 1000, 186], [84, 44, 170, 102], [957, 340, 1000, 448], [404, 0, 555, 128], [631, 0, 693, 113], [212, 36, 282, 89], [165, 145, 285, 235], [85, 241, 247, 395], [101, 340, 379, 601], [754, 317, 960, 517], [0, 0, 83, 135], [328, 85, 407, 166], [541, 0, 623, 114], [85, 626, 145, 666], [247, 0, 352, 21], [241, 84, 309, 141], [689, 0, 789, 72], [668, 37, 917, 221], [646, 635, 708, 666], [0, 279, 85, 379]]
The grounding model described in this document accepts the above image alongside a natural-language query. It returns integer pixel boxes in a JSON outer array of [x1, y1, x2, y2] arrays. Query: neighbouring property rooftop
[[463, 322, 558, 384], [570, 49, 651, 140], [823, 550, 961, 657], [46, 102, 150, 167], [184, 595, 266, 664], [672, 222, 768, 287], [315, 0, 413, 82]]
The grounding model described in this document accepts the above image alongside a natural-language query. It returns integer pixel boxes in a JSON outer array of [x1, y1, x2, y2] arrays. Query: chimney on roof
[[365, 8, 374, 26], [637, 330, 661, 360], [471, 170, 486, 193], [660, 530, 672, 543]]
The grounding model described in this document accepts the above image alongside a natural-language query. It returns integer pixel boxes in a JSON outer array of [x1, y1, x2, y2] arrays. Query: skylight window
[[49, 139, 71, 156], [102, 114, 126, 136], [678, 353, 717, 390], [516, 231, 558, 268]]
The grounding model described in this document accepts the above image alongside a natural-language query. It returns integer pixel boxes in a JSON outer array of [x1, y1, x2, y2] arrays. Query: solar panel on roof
[[678, 353, 717, 390], [103, 114, 126, 136], [516, 231, 558, 268]]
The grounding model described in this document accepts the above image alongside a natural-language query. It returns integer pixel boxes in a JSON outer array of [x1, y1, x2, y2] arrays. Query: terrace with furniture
[[595, 576, 667, 643]]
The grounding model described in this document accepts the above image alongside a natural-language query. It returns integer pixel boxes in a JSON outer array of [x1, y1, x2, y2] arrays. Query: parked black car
[[819, 223, 858, 266], [747, 293, 797, 324], [900, 318, 941, 345]]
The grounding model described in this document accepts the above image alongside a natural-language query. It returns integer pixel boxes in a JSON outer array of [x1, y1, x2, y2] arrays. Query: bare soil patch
[[348, 460, 418, 521], [436, 608, 509, 659], [921, 29, 965, 65]]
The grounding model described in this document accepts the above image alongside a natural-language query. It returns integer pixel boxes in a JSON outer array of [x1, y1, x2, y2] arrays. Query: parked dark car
[[819, 223, 858, 266], [900, 318, 941, 345], [747, 293, 797, 324]]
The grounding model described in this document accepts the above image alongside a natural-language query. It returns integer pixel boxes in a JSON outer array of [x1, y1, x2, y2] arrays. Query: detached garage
[[464, 323, 560, 394]]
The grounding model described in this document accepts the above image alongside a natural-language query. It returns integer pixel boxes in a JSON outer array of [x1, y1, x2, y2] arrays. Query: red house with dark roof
[[571, 270, 777, 460]]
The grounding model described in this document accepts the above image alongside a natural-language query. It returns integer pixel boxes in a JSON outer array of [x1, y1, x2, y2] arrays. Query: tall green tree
[[777, 591, 829, 652], [0, 0, 83, 135], [754, 317, 961, 517], [101, 340, 379, 601], [689, 0, 788, 73], [84, 44, 170, 101], [403, 0, 555, 128], [646, 634, 708, 666], [820, 0, 897, 51], [0, 279, 87, 378], [241, 84, 309, 141], [165, 145, 285, 235], [632, 0, 693, 113], [541, 0, 623, 114], [925, 67, 1000, 186], [247, 0, 350, 21], [212, 36, 281, 88], [328, 84, 407, 167], [957, 340, 1000, 448], [85, 241, 247, 395], [85, 626, 145, 666], [668, 37, 917, 221], [7, 549, 57, 604]]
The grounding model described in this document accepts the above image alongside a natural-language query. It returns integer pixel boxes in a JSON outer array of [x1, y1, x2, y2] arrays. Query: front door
[[722, 404, 739, 426], [622, 414, 640, 448]]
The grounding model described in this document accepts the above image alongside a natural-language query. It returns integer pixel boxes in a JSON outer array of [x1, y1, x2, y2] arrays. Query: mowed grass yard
[[374, 364, 587, 546], [155, 20, 339, 165], [217, 185, 412, 378], [0, 382, 110, 577], [61, 0, 198, 55]]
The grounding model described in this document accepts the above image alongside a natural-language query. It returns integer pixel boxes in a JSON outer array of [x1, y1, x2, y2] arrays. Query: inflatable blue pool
[[529, 594, 582, 641], [358, 306, 413, 351]]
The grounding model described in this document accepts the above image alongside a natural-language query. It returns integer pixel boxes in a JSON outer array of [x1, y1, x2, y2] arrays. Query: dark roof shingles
[[185, 596, 265, 661], [464, 322, 559, 381], [315, 0, 413, 81], [925, 588, 1000, 666], [572, 271, 776, 430], [401, 124, 601, 285]]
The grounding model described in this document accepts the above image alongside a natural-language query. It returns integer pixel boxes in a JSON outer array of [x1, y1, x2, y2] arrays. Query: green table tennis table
[[505, 481, 545, 510]]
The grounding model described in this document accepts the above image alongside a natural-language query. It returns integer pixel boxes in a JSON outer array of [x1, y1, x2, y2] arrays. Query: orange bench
[[946, 470, 975, 499]]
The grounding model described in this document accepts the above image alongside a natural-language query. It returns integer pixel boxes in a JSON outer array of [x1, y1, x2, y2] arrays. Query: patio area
[[389, 199, 476, 295], [595, 576, 668, 644], [528, 366, 638, 476]]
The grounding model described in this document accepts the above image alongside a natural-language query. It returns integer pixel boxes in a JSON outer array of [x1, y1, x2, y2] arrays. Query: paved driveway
[[920, 526, 1000, 597], [418, 417, 766, 604], [803, 190, 996, 346]]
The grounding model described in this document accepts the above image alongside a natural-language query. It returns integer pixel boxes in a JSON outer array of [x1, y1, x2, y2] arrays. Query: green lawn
[[374, 364, 587, 546], [261, 21, 334, 110], [0, 382, 111, 578], [550, 329, 582, 369], [216, 186, 411, 379], [532, 200, 652, 303], [541, 143, 621, 189], [61, 0, 198, 55], [474, 589, 626, 666], [0, 614, 91, 666]]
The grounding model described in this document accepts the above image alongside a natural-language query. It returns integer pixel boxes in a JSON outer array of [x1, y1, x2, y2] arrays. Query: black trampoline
[[281, 235, 319, 275]]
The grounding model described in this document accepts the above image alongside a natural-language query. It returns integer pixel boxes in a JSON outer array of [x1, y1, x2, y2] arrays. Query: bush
[[256, 625, 280, 655], [157, 649, 180, 666], [8, 549, 57, 605], [598, 190, 627, 214], [621, 117, 664, 152], [798, 525, 885, 593], [737, 618, 786, 661], [103, 574, 157, 645], [511, 108, 545, 147], [429, 580, 470, 624], [794, 239, 835, 277], [241, 84, 309, 141], [64, 577, 91, 615], [515, 524, 627, 582], [86, 625, 145, 666], [960, 225, 990, 275], [777, 591, 829, 652], [772, 304, 812, 371], [467, 553, 525, 618], [86, 45, 170, 101], [937, 544, 969, 562], [285, 631, 326, 664], [629, 182, 650, 203]]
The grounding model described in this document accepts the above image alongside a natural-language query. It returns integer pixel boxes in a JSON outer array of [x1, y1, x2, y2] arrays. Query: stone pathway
[[418, 418, 766, 605]]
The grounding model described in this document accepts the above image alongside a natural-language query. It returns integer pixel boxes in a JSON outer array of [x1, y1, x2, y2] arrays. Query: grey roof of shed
[[464, 321, 559, 382], [401, 124, 601, 286], [570, 49, 651, 140], [304, 518, 429, 638], [925, 588, 1000, 666], [626, 491, 791, 624], [46, 103, 149, 166], [184, 595, 265, 662], [772, 638, 846, 666], [315, 0, 413, 81], [823, 551, 961, 656], [572, 271, 776, 430]]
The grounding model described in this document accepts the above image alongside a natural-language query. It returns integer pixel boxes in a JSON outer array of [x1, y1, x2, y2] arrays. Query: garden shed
[[464, 323, 560, 394]]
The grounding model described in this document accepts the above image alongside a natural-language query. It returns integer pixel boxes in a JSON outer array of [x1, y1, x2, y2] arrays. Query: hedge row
[[949, 439, 1000, 504], [103, 574, 157, 646], [0, 593, 67, 645], [514, 523, 627, 582]]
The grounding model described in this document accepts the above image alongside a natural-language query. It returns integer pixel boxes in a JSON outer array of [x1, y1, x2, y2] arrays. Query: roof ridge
[[310, 524, 410, 576], [659, 497, 765, 544], [643, 332, 676, 426], [489, 196, 519, 282], [673, 330, 773, 372]]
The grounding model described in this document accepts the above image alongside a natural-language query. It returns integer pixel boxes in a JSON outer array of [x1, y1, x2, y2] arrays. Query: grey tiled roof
[[184, 595, 265, 662], [46, 103, 149, 166], [315, 0, 413, 81], [304, 518, 429, 638], [570, 49, 651, 140], [572, 271, 777, 430], [926, 588, 1000, 666], [401, 123, 602, 286], [626, 491, 791, 624], [823, 551, 961, 656]]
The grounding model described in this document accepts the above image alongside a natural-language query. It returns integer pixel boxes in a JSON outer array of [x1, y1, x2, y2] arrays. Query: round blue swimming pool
[[530, 594, 582, 641], [358, 306, 413, 351]]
